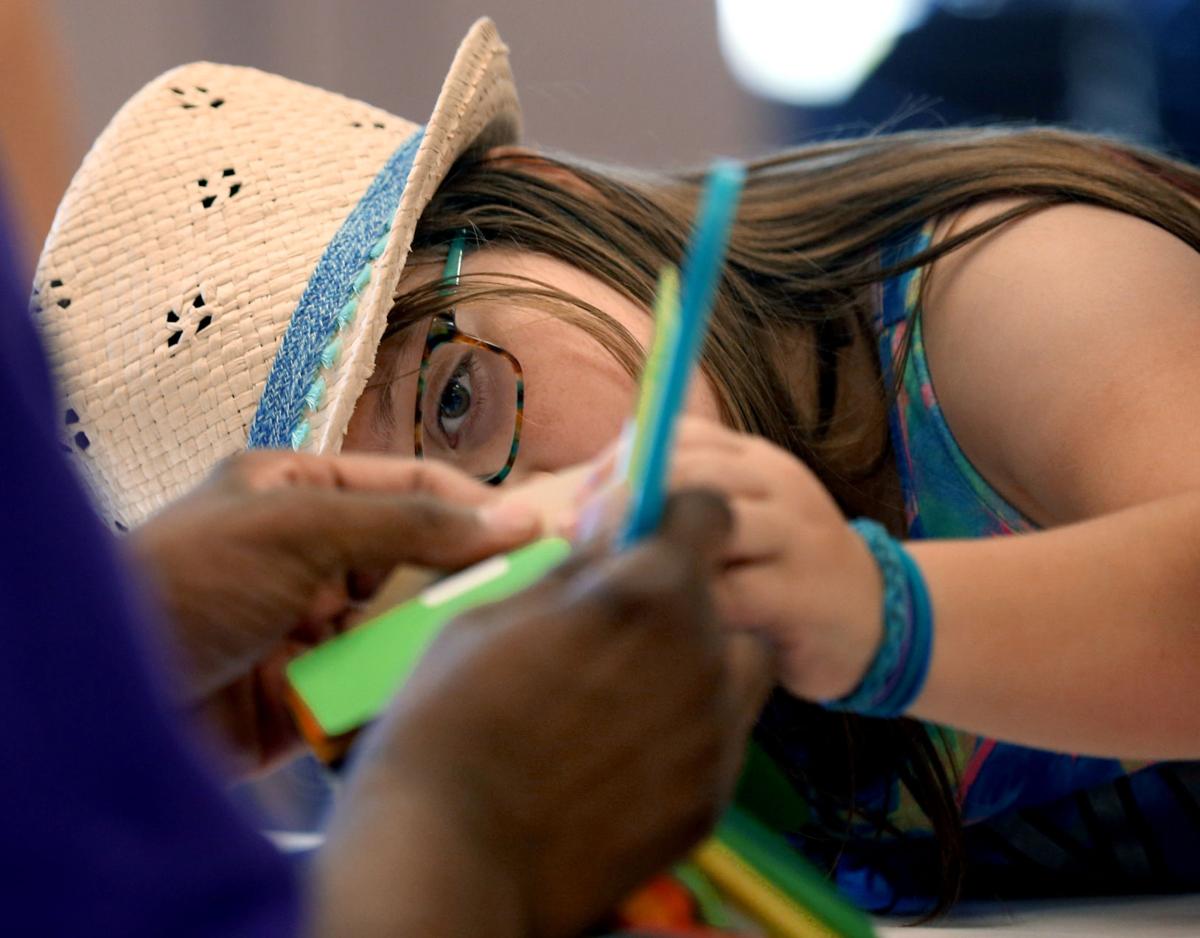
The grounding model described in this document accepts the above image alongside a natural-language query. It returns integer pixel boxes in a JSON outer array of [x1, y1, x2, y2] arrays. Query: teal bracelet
[[822, 518, 933, 718]]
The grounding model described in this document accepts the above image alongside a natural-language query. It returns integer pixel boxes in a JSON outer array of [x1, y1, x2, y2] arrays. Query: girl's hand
[[669, 418, 885, 702]]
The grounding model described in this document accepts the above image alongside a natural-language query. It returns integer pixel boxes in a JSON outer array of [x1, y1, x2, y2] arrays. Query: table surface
[[251, 761, 1200, 937], [876, 893, 1200, 936]]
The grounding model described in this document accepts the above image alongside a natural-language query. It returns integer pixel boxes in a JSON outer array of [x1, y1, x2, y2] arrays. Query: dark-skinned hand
[[128, 450, 540, 771], [316, 491, 773, 938]]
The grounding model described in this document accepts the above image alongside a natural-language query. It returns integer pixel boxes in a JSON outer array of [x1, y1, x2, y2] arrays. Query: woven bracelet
[[822, 518, 934, 718]]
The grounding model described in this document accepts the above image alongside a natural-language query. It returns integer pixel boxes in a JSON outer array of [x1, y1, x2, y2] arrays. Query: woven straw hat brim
[[35, 18, 520, 528]]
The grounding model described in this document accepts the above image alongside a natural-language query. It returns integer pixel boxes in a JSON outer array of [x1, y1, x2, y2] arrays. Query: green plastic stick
[[286, 537, 572, 737], [715, 806, 877, 938]]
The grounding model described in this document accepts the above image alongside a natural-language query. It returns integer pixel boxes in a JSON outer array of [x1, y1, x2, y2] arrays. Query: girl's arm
[[909, 200, 1200, 758], [668, 200, 1200, 760], [910, 497, 1200, 758]]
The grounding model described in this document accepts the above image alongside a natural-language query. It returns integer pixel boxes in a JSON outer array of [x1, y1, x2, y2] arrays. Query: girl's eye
[[420, 341, 513, 478], [438, 367, 473, 435]]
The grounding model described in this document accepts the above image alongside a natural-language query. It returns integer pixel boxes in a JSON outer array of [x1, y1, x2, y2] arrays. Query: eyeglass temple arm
[[442, 231, 467, 292]]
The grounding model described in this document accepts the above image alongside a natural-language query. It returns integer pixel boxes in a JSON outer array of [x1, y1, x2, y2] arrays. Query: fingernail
[[479, 500, 540, 535]]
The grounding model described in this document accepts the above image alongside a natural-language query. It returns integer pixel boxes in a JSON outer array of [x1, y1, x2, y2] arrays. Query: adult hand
[[316, 491, 772, 938], [128, 450, 539, 771]]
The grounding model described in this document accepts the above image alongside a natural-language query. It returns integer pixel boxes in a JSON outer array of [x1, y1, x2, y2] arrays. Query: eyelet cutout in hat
[[34, 17, 520, 530]]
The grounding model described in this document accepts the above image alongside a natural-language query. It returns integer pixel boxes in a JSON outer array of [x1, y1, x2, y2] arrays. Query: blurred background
[[3, 0, 1199, 281]]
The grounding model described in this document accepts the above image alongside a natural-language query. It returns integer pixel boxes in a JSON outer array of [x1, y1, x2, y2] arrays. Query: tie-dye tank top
[[770, 224, 1200, 914]]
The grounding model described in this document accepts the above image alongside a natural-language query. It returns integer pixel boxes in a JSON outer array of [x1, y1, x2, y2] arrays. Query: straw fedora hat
[[34, 17, 520, 529]]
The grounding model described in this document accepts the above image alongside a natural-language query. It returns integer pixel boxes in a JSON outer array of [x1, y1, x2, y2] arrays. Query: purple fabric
[[0, 217, 300, 934]]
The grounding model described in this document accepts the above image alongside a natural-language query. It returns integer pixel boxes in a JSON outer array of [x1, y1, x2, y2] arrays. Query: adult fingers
[[723, 633, 775, 731], [490, 463, 594, 534], [321, 455, 497, 504], [502, 491, 734, 639], [710, 633, 776, 797], [656, 490, 734, 569], [277, 488, 540, 575], [217, 450, 496, 506], [547, 489, 733, 598]]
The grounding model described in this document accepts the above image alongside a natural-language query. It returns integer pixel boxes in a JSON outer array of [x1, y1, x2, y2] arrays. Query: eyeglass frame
[[413, 231, 525, 485]]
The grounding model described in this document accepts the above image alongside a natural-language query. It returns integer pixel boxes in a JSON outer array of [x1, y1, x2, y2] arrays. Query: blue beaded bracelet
[[822, 518, 933, 718]]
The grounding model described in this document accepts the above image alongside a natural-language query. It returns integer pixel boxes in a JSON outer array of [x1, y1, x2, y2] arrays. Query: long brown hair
[[388, 127, 1200, 913]]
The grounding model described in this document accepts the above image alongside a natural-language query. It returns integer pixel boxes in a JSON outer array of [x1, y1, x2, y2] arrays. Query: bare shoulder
[[926, 198, 1200, 308], [918, 198, 1200, 524]]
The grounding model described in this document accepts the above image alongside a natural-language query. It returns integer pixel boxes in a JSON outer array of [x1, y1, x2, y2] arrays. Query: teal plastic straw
[[619, 159, 745, 546]]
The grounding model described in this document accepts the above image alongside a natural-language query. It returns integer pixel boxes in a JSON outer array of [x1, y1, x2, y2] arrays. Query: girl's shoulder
[[914, 198, 1200, 527], [925, 196, 1199, 298]]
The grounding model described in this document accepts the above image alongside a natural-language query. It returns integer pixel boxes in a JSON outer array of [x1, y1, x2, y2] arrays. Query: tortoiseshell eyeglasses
[[413, 232, 524, 484]]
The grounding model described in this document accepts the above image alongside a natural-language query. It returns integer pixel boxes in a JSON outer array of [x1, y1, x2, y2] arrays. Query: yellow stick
[[692, 839, 846, 938]]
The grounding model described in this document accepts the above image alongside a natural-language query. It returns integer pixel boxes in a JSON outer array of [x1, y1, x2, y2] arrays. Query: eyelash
[[435, 351, 488, 443]]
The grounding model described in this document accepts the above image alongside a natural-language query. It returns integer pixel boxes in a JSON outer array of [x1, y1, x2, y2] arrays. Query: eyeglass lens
[[420, 334, 518, 480]]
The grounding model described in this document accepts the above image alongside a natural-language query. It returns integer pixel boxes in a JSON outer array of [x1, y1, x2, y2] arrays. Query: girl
[[347, 134, 1200, 913], [38, 16, 1200, 917]]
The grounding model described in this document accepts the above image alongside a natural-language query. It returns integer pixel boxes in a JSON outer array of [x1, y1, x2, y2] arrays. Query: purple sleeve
[[0, 223, 301, 935]]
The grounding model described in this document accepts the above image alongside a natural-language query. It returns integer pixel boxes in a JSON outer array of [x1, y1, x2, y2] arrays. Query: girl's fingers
[[674, 416, 747, 452], [714, 552, 874, 703], [565, 421, 761, 540], [711, 562, 785, 633], [724, 498, 790, 563], [669, 448, 773, 501]]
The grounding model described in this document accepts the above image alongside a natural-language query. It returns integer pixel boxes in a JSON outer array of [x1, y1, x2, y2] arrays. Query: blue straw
[[619, 159, 745, 546]]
